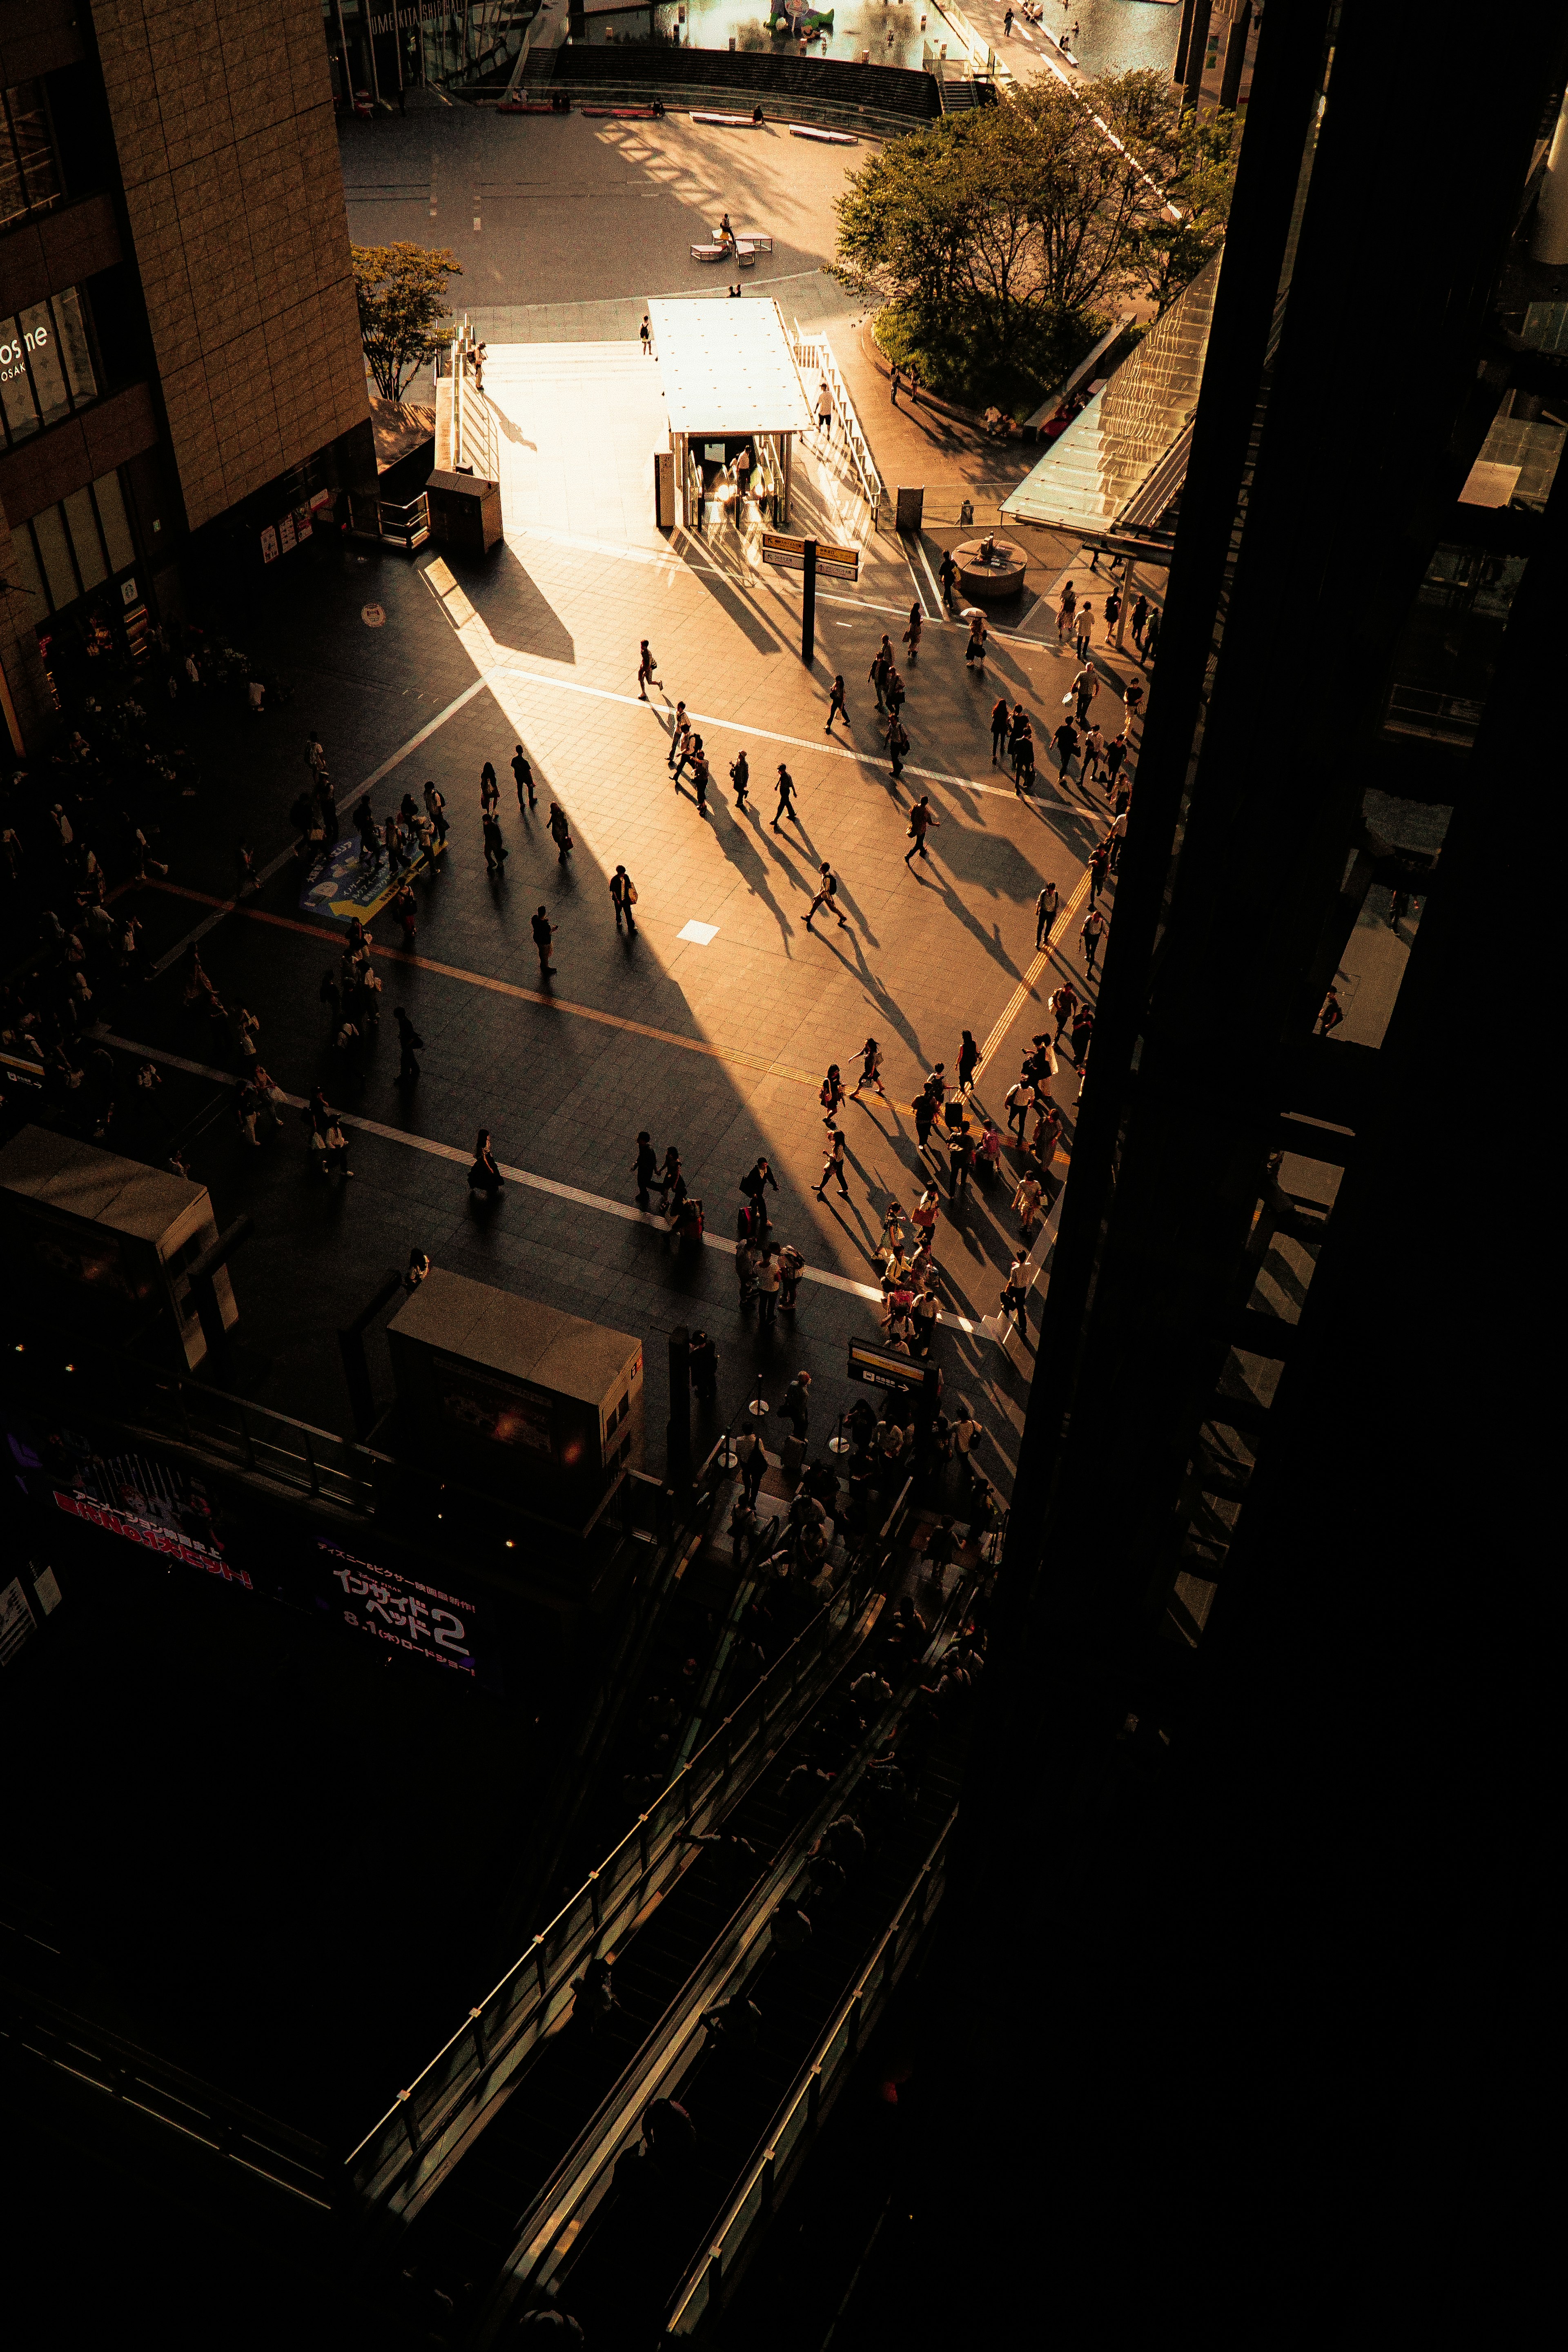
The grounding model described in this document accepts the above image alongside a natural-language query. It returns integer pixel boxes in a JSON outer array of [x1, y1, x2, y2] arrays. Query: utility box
[[386, 1270, 644, 1529], [654, 449, 675, 530], [425, 469, 503, 557], [895, 485, 925, 533], [0, 1127, 236, 1371]]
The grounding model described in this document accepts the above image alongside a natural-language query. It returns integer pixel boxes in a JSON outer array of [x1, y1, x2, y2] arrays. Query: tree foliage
[[352, 243, 463, 404], [834, 71, 1241, 402]]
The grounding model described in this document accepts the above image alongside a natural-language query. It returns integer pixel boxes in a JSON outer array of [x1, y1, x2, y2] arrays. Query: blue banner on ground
[[299, 837, 433, 929]]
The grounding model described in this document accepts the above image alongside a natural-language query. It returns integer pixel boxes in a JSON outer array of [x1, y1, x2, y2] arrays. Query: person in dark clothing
[[689, 1330, 718, 1402], [548, 802, 573, 863], [394, 1006, 423, 1084], [957, 1029, 980, 1093], [740, 1156, 778, 1225], [531, 905, 557, 977], [469, 1129, 503, 1197], [511, 744, 537, 810], [633, 1130, 657, 1205]]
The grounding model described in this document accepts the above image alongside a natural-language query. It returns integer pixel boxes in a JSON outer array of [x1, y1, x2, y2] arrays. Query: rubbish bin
[[654, 451, 675, 530]]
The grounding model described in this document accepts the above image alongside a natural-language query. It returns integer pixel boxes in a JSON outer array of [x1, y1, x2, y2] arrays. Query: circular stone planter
[[955, 535, 1027, 602]]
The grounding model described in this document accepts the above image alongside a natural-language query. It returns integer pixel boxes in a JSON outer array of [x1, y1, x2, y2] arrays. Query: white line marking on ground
[[95, 1032, 989, 1340]]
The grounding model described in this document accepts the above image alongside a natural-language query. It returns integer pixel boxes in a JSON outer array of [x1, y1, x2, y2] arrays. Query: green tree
[[352, 243, 463, 404], [1131, 105, 1241, 314]]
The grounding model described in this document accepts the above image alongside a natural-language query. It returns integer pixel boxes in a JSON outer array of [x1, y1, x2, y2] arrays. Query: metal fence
[[789, 326, 886, 519], [343, 1515, 905, 2225]]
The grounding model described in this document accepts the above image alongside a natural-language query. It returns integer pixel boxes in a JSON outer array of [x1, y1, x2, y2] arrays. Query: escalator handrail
[[345, 1502, 913, 2216], [482, 1577, 972, 2334]]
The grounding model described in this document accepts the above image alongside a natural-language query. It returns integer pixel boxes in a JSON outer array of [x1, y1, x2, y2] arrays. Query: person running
[[990, 697, 1010, 766], [730, 748, 750, 806], [1080, 904, 1107, 975], [904, 795, 940, 867], [903, 602, 923, 666], [531, 905, 557, 977], [825, 673, 848, 733], [548, 802, 573, 863], [806, 863, 848, 931], [815, 1124, 850, 1200], [849, 1036, 886, 1099], [1036, 878, 1060, 949], [637, 640, 660, 698], [610, 865, 638, 933], [773, 764, 799, 834]]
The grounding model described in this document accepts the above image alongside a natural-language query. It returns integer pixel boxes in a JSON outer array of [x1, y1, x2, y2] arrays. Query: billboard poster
[[4, 1416, 247, 1584], [314, 1538, 479, 1677]]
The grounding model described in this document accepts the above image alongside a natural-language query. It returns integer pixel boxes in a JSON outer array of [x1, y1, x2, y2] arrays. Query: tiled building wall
[[89, 0, 369, 532]]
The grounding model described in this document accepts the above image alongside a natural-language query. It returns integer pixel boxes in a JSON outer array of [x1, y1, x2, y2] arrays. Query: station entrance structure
[[647, 296, 817, 533]]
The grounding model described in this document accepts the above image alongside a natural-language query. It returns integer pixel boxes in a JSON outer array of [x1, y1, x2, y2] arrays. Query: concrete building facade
[[0, 0, 373, 753]]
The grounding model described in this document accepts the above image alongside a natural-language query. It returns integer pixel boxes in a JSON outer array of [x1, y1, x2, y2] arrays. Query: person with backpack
[[806, 863, 847, 931], [610, 864, 638, 933]]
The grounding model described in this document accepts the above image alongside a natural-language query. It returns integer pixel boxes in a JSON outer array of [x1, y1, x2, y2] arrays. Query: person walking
[[667, 703, 689, 768], [815, 1124, 850, 1199], [886, 710, 909, 782], [990, 696, 1010, 766], [479, 762, 499, 818], [868, 639, 891, 712], [965, 610, 988, 667], [740, 1156, 779, 1228], [1108, 805, 1129, 871], [1104, 732, 1129, 793], [1080, 904, 1107, 976], [1050, 978, 1080, 1043], [1013, 1172, 1044, 1242], [482, 811, 508, 873], [903, 602, 922, 666], [1082, 721, 1105, 787], [469, 1129, 503, 1199], [1131, 592, 1149, 650], [806, 863, 848, 931], [772, 764, 799, 834], [1143, 608, 1161, 666], [1053, 714, 1080, 781], [938, 547, 958, 611], [730, 748, 750, 807], [690, 741, 710, 814], [1004, 1074, 1036, 1145], [548, 803, 573, 864], [1056, 579, 1077, 646], [1069, 1004, 1095, 1086], [1000, 1253, 1029, 1338], [957, 1028, 980, 1095], [820, 1062, 846, 1121], [1072, 663, 1099, 726], [817, 376, 834, 435], [424, 780, 449, 848], [394, 1006, 423, 1085], [1318, 984, 1345, 1038], [531, 904, 557, 977], [735, 1422, 766, 1508], [670, 719, 697, 784], [610, 865, 638, 933], [1036, 878, 1060, 949], [889, 362, 902, 406], [640, 312, 652, 357], [511, 744, 536, 810], [849, 1036, 886, 1099], [1088, 837, 1111, 906], [826, 673, 849, 733], [1074, 601, 1093, 662], [904, 795, 940, 867], [633, 1130, 658, 1206], [323, 1118, 353, 1180], [637, 641, 660, 698], [755, 1245, 782, 1326]]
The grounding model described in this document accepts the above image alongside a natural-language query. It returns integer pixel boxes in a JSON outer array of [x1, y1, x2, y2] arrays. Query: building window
[[0, 82, 61, 232], [0, 287, 98, 448], [9, 470, 137, 617]]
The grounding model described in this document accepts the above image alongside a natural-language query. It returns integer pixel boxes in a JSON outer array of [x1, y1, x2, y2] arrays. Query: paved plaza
[[94, 109, 1411, 1494]]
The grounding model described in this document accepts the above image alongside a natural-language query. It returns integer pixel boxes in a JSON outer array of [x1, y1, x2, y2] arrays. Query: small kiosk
[[647, 296, 817, 533]]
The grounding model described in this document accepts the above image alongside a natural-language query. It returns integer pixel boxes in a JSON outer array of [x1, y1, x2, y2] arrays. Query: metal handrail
[[664, 1810, 954, 2334], [789, 324, 886, 516], [487, 1566, 971, 2330], [343, 1497, 911, 2219]]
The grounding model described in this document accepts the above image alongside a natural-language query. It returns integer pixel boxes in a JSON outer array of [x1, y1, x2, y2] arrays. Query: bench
[[690, 234, 774, 264]]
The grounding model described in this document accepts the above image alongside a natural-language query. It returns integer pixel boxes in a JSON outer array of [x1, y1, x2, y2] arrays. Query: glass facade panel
[[64, 487, 107, 590], [31, 506, 78, 608], [0, 287, 100, 448], [19, 301, 71, 430], [0, 82, 61, 231], [9, 523, 48, 615], [53, 286, 98, 408], [93, 471, 136, 573]]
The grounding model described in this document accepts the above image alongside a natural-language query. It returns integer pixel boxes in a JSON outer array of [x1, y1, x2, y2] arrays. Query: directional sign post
[[762, 531, 860, 668]]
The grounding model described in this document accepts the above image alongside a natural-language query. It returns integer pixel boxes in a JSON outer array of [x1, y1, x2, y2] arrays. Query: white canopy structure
[[648, 296, 815, 528]]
